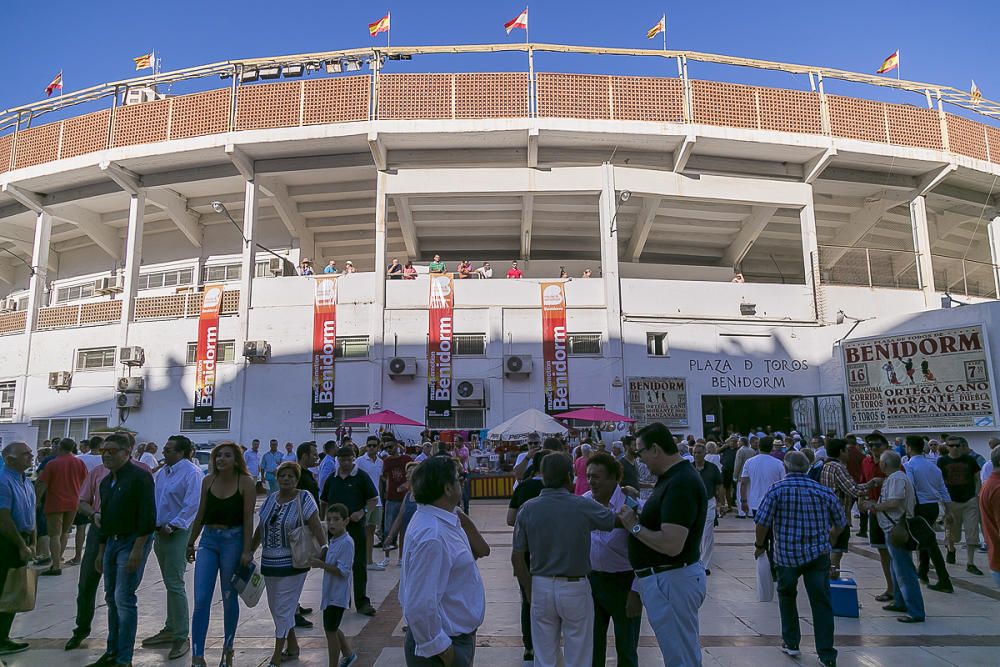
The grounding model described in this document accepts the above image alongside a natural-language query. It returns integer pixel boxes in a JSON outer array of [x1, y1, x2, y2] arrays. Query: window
[[647, 332, 669, 357], [0, 382, 14, 421], [30, 416, 109, 447], [312, 406, 369, 430], [186, 340, 237, 365], [427, 408, 486, 430], [453, 333, 487, 356], [336, 336, 370, 360], [16, 297, 28, 311], [137, 267, 194, 291], [56, 282, 95, 304], [203, 263, 241, 283], [181, 408, 231, 431], [567, 333, 602, 356], [76, 347, 116, 371]]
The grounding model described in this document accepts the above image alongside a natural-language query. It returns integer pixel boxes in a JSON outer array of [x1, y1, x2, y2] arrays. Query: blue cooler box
[[830, 574, 860, 618]]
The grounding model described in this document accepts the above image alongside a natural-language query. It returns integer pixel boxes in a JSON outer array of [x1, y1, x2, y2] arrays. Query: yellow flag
[[971, 80, 982, 105], [134, 53, 153, 71], [647, 15, 665, 40]]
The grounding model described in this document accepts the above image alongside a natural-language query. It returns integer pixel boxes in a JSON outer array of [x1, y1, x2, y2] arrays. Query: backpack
[[807, 460, 825, 482]]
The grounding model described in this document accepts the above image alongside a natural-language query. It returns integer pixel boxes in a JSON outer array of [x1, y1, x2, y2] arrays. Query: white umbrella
[[487, 408, 568, 441]]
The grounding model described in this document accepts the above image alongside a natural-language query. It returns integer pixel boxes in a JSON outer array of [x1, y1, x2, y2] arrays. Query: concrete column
[[909, 195, 937, 308], [118, 192, 145, 345], [598, 163, 626, 413], [238, 179, 259, 340], [798, 194, 821, 317], [370, 172, 388, 412], [988, 216, 1000, 297], [16, 211, 52, 422]]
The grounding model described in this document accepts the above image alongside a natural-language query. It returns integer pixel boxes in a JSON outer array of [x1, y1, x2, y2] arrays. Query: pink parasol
[[554, 406, 635, 423], [342, 409, 424, 426]]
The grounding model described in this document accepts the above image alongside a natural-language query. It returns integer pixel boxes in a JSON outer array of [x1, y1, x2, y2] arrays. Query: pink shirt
[[574, 456, 590, 495]]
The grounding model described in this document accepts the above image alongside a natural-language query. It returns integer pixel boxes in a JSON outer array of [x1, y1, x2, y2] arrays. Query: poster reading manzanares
[[627, 377, 688, 427], [842, 325, 996, 431]]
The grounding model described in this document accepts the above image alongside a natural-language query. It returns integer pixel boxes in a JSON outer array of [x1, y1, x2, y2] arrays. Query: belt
[[634, 562, 693, 578], [537, 575, 585, 582]]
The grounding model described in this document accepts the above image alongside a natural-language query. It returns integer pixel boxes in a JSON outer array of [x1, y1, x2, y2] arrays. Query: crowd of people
[[296, 255, 596, 280], [0, 423, 997, 667]]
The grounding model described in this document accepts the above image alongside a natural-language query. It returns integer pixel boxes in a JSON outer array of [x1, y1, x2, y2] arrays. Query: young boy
[[311, 503, 358, 667]]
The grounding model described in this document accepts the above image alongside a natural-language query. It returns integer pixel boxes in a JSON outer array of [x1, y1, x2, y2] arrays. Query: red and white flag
[[45, 71, 63, 97], [505, 7, 528, 34]]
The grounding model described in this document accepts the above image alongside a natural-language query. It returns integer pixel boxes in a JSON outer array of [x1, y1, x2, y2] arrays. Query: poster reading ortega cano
[[193, 284, 224, 424], [427, 274, 454, 419], [843, 325, 997, 430], [628, 377, 689, 428], [541, 282, 569, 414], [311, 276, 337, 422]]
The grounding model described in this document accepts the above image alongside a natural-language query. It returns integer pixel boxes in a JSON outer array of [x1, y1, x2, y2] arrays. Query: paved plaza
[[5, 500, 999, 666]]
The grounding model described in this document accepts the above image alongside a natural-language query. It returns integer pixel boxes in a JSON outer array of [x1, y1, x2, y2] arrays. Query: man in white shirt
[[244, 439, 261, 482], [400, 456, 487, 667], [142, 435, 202, 659], [139, 442, 159, 470], [356, 436, 387, 570], [740, 437, 786, 517], [414, 442, 434, 463], [77, 436, 104, 472]]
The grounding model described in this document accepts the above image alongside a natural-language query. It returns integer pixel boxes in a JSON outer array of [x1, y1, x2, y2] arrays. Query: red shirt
[[506, 268, 523, 278], [980, 472, 1000, 572], [846, 445, 865, 482], [382, 455, 413, 502], [39, 453, 87, 514]]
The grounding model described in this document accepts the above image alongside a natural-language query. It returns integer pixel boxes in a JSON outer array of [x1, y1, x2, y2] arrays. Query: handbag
[[231, 562, 265, 608], [288, 491, 321, 568], [887, 516, 914, 549], [0, 566, 38, 613]]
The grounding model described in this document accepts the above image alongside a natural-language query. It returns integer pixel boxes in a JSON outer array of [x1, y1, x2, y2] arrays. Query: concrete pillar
[[16, 211, 52, 422], [988, 216, 1000, 297], [371, 172, 388, 412], [118, 192, 145, 345], [598, 163, 626, 413], [909, 195, 937, 308], [798, 193, 820, 289], [238, 179, 259, 340]]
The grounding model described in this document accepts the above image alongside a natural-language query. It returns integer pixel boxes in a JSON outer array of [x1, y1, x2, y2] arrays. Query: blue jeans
[[776, 554, 836, 664], [265, 473, 278, 494], [384, 500, 403, 545], [888, 542, 925, 620], [103, 535, 153, 664], [636, 563, 705, 667], [991, 570, 1000, 589], [192, 527, 243, 657]]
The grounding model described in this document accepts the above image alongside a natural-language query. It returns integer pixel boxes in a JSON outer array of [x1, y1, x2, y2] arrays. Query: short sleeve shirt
[[697, 462, 723, 498], [39, 454, 88, 514], [259, 490, 319, 575], [512, 488, 615, 577], [627, 460, 707, 569], [382, 455, 413, 502], [876, 470, 915, 532], [321, 467, 378, 515], [937, 455, 981, 503], [509, 478, 544, 511]]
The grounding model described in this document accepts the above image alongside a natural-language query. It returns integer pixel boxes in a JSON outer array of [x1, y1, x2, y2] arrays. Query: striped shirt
[[755, 473, 847, 567]]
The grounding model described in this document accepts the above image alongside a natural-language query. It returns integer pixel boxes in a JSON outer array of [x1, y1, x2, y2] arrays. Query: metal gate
[[792, 394, 848, 437]]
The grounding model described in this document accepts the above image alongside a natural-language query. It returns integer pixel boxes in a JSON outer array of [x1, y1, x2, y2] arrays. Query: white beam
[[386, 166, 604, 196], [0, 261, 13, 286], [989, 216, 1000, 298], [916, 163, 957, 197], [119, 192, 145, 341], [616, 167, 813, 207], [260, 178, 314, 254], [51, 205, 121, 259], [672, 135, 696, 173], [527, 127, 539, 168], [520, 194, 534, 259], [392, 196, 419, 259], [822, 198, 904, 268], [720, 206, 779, 267], [368, 131, 387, 171], [99, 160, 141, 196], [145, 188, 203, 248], [803, 147, 836, 184], [624, 196, 661, 261], [910, 195, 937, 307], [1, 184, 44, 214], [225, 144, 255, 181], [0, 223, 34, 245]]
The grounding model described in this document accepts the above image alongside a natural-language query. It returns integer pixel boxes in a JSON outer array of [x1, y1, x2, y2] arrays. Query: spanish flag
[[45, 71, 63, 97], [369, 12, 390, 37], [971, 80, 982, 105], [134, 53, 154, 71], [647, 15, 665, 40], [505, 7, 528, 34], [876, 50, 899, 75]]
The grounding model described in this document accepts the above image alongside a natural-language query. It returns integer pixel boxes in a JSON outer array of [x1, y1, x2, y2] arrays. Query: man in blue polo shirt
[[0, 441, 37, 656]]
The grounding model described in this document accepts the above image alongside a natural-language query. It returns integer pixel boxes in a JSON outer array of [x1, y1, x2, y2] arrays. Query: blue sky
[[1, 0, 995, 115]]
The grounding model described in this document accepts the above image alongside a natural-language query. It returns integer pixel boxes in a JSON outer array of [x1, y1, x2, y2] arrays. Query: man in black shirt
[[693, 443, 724, 575], [619, 422, 707, 667], [321, 446, 378, 616], [88, 433, 156, 667], [619, 436, 641, 491], [939, 436, 983, 574], [296, 442, 320, 504]]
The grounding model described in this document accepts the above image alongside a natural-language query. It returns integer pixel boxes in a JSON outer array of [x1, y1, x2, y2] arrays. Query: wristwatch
[[630, 523, 642, 535]]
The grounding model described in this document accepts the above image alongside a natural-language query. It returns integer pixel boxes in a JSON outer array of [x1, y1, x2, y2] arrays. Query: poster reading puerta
[[843, 325, 997, 431]]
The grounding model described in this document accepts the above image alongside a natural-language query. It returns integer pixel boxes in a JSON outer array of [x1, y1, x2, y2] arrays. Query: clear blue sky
[[1, 0, 996, 115]]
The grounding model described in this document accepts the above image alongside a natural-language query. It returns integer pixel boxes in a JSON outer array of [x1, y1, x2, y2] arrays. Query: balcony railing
[[931, 255, 998, 298], [818, 245, 920, 290]]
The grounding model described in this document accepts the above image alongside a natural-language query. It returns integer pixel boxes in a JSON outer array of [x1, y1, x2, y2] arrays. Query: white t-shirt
[[76, 453, 104, 472], [741, 453, 785, 511], [321, 532, 355, 610], [876, 470, 916, 532], [356, 454, 384, 507], [139, 452, 158, 469], [981, 459, 993, 483]]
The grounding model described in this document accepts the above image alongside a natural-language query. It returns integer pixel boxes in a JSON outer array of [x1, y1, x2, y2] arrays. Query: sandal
[[874, 592, 894, 602]]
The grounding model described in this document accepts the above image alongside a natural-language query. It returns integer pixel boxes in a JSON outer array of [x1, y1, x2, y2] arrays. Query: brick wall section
[[947, 114, 990, 161], [691, 80, 758, 129], [236, 82, 302, 131], [455, 73, 529, 119], [37, 305, 81, 330], [303, 77, 370, 125], [886, 104, 943, 150], [536, 73, 611, 120], [80, 300, 122, 325], [378, 74, 453, 120], [758, 88, 822, 134], [828, 96, 888, 143], [611, 76, 684, 123], [170, 89, 231, 139], [112, 98, 170, 147], [12, 122, 60, 170], [135, 290, 239, 321], [0, 311, 26, 336], [61, 110, 111, 160], [0, 134, 12, 175]]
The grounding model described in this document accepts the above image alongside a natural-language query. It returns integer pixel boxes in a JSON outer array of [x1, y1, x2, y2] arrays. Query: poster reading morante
[[842, 325, 997, 430]]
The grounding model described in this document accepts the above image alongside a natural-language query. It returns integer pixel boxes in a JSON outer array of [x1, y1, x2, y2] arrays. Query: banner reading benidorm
[[193, 284, 224, 424], [427, 274, 454, 419], [843, 325, 997, 430], [311, 276, 337, 422], [541, 281, 569, 414], [628, 377, 689, 427]]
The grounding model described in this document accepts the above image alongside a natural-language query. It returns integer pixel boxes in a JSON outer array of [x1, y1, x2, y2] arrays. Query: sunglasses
[[99, 447, 127, 455]]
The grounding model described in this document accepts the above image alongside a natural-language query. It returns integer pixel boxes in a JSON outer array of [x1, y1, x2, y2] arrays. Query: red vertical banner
[[541, 281, 569, 414], [312, 276, 338, 422], [427, 274, 454, 418], [193, 284, 224, 424]]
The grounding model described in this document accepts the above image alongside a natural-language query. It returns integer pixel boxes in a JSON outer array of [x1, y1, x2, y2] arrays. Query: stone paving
[[5, 500, 1000, 666]]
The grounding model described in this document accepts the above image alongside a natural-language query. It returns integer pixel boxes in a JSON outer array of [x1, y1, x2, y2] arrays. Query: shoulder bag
[[0, 566, 37, 613], [288, 491, 321, 568]]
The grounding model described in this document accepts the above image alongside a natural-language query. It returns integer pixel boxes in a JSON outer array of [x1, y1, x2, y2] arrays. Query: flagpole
[[526, 8, 534, 115], [896, 48, 900, 81], [386, 10, 390, 48], [662, 13, 666, 52]]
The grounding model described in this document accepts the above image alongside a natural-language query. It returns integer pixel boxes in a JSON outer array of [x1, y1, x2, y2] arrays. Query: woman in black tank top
[[186, 442, 257, 667]]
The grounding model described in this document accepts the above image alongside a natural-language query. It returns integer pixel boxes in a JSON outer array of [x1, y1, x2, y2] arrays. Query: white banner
[[627, 377, 688, 427], [842, 325, 997, 431]]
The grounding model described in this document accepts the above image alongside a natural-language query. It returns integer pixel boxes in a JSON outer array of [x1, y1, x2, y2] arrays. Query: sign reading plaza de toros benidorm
[[627, 377, 689, 428], [843, 325, 997, 431]]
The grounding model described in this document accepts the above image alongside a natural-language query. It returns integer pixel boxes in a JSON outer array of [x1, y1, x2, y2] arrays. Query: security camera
[[211, 201, 225, 214], [619, 191, 631, 202]]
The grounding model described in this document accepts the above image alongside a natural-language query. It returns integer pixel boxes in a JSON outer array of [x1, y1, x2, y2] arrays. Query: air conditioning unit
[[455, 379, 485, 406], [48, 371, 72, 391], [504, 355, 533, 376], [387, 357, 416, 379], [0, 298, 17, 313], [116, 392, 142, 409], [116, 377, 144, 393], [94, 275, 124, 295], [124, 87, 165, 106], [243, 340, 271, 361], [119, 346, 145, 367]]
